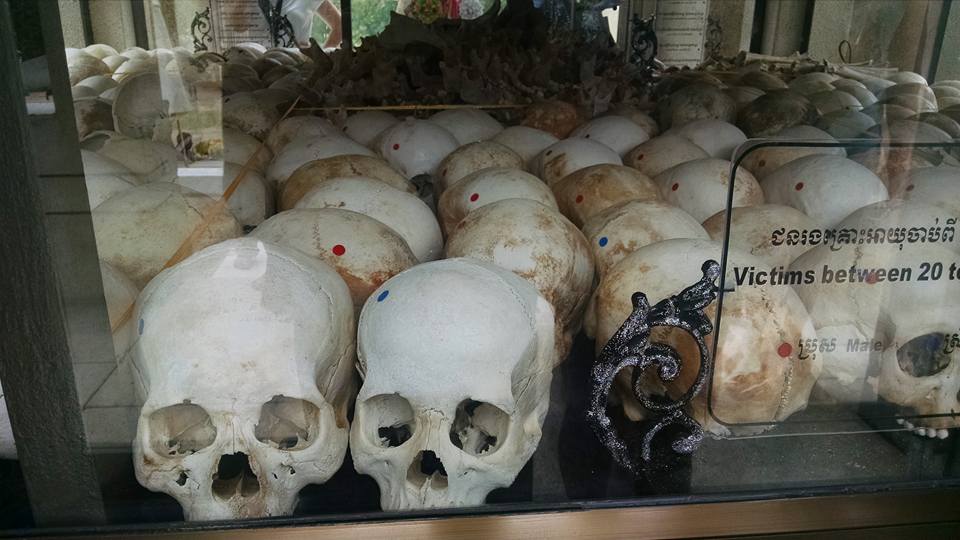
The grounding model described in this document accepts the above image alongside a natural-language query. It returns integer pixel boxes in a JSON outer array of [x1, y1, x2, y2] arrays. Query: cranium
[[377, 119, 459, 179], [569, 116, 650, 157], [351, 258, 556, 509], [445, 198, 594, 357], [702, 204, 821, 267], [655, 158, 765, 223], [490, 126, 559, 171], [342, 111, 399, 148], [551, 164, 660, 228], [428, 109, 503, 144], [437, 167, 557, 235], [131, 239, 355, 520], [533, 138, 622, 187], [435, 141, 523, 194], [266, 136, 375, 187], [279, 155, 413, 210], [624, 134, 708, 178]]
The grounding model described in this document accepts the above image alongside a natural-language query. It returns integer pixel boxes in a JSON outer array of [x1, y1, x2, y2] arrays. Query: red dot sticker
[[469, 193, 479, 202], [795, 182, 804, 191], [777, 343, 793, 358], [392, 143, 400, 150], [636, 153, 644, 161], [671, 183, 679, 192], [575, 194, 584, 204], [332, 244, 346, 256]]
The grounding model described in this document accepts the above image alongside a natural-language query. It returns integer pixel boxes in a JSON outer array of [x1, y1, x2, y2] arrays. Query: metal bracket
[[191, 6, 214, 52], [588, 260, 720, 472]]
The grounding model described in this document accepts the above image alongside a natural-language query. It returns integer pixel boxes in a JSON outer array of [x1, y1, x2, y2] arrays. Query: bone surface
[[131, 239, 355, 520], [352, 258, 556, 509]]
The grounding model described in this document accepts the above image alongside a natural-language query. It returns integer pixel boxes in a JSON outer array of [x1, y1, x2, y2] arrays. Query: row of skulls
[[52, 41, 960, 521]]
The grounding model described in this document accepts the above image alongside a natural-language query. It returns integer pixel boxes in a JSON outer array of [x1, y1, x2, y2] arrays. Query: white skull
[[569, 116, 650, 157], [437, 167, 558, 235], [551, 164, 660, 228], [94, 134, 178, 183], [93, 183, 242, 289], [279, 154, 413, 210], [655, 158, 765, 223], [444, 199, 594, 357], [790, 203, 959, 408], [252, 208, 418, 312], [131, 239, 355, 520], [739, 125, 844, 180], [667, 119, 746, 160], [294, 177, 442, 262], [435, 141, 524, 194], [221, 127, 273, 175], [267, 136, 375, 187], [265, 116, 341, 154], [351, 258, 556, 509], [899, 166, 960, 212], [588, 239, 819, 435], [491, 126, 559, 171], [378, 119, 459, 178], [761, 154, 888, 228], [533, 138, 622, 187], [223, 92, 281, 140], [624, 134, 708, 178], [428, 109, 503, 144], [342, 111, 400, 148], [172, 162, 274, 229], [581, 200, 708, 277], [702, 204, 821, 267], [605, 105, 660, 137]]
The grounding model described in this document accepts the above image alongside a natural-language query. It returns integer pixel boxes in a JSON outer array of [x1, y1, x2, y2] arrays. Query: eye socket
[[363, 394, 415, 448], [148, 403, 217, 457], [449, 399, 509, 456], [897, 334, 954, 377], [254, 396, 321, 451]]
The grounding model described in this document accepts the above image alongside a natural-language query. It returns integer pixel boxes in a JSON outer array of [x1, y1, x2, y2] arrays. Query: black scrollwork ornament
[[587, 260, 720, 472], [191, 7, 214, 52], [705, 16, 722, 58], [258, 0, 297, 47], [629, 14, 657, 74]]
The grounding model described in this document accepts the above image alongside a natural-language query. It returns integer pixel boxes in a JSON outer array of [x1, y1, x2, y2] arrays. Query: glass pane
[[2, 0, 959, 534]]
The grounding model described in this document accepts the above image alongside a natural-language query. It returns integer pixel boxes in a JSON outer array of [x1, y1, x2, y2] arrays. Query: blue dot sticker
[[138, 319, 144, 335], [376, 290, 390, 302], [598, 237, 609, 247]]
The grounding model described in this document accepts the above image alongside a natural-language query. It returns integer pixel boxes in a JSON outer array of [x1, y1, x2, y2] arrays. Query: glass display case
[[2, 0, 960, 537]]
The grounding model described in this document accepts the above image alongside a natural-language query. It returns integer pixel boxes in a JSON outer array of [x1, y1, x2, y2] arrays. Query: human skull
[[342, 111, 399, 148], [81, 150, 141, 209], [267, 136, 376, 187], [94, 134, 178, 183], [172, 162, 274, 229], [435, 141, 523, 194], [762, 155, 889, 228], [351, 258, 556, 509], [377, 119, 459, 178], [655, 158, 765, 223], [587, 239, 819, 434], [521, 100, 582, 138], [491, 126, 559, 171], [428, 109, 503, 144], [220, 127, 273, 176], [551, 164, 660, 227], [624, 134, 709, 178], [265, 116, 341, 154], [223, 92, 281, 140], [437, 167, 558, 235], [581, 200, 708, 277], [533, 138, 622, 187], [445, 199, 594, 357], [569, 116, 651, 157], [294, 177, 442, 262], [279, 155, 413, 210], [93, 183, 242, 289], [667, 119, 746, 160], [252, 208, 418, 312], [131, 239, 355, 520], [605, 105, 660, 137]]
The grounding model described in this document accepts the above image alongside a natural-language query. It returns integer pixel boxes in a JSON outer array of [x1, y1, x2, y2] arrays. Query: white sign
[[209, 0, 274, 51], [655, 0, 709, 67]]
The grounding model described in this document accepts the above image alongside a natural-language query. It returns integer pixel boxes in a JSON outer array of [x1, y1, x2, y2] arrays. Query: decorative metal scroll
[[588, 260, 720, 472], [629, 14, 657, 73], [191, 7, 214, 52], [258, 0, 297, 47], [705, 16, 722, 57]]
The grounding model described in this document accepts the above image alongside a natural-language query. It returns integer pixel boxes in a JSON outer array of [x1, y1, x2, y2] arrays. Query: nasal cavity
[[406, 450, 449, 489], [212, 452, 260, 499]]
